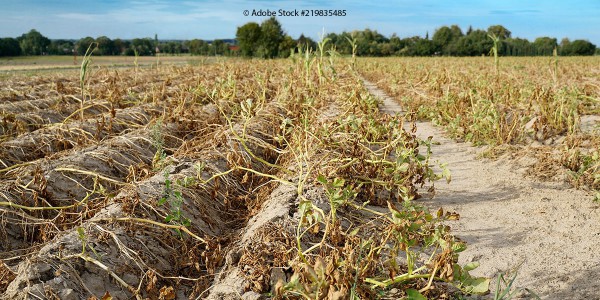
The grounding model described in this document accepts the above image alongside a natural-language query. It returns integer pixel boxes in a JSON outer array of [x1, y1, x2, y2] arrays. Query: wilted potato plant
[[358, 56, 600, 197], [0, 53, 487, 299]]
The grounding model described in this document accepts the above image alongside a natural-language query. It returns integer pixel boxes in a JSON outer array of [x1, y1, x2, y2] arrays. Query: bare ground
[[364, 79, 600, 299]]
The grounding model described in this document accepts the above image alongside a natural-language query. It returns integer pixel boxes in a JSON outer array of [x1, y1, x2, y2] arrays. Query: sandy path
[[364, 79, 600, 299]]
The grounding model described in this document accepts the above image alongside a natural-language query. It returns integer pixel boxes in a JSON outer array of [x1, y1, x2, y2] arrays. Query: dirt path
[[364, 80, 600, 299]]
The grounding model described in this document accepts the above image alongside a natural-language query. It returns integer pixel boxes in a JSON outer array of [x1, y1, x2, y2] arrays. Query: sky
[[1, 0, 599, 45]]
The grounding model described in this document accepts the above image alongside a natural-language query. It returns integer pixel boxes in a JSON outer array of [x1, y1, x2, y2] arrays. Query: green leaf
[[462, 277, 490, 294], [77, 227, 85, 241], [316, 175, 327, 185], [333, 177, 345, 188], [406, 289, 427, 300], [158, 197, 167, 205], [398, 163, 410, 173], [463, 262, 480, 272], [442, 166, 452, 184], [452, 242, 467, 253]]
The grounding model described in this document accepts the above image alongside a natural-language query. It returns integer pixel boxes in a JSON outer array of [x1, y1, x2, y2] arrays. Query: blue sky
[[1, 0, 599, 45]]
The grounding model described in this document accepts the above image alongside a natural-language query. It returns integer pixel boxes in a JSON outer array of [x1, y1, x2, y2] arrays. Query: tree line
[[236, 19, 598, 57], [1, 21, 598, 58], [0, 30, 235, 57]]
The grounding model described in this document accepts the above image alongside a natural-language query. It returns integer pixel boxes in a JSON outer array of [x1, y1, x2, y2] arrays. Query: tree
[[505, 38, 533, 56], [210, 39, 230, 56], [188, 39, 207, 55], [0, 38, 22, 56], [564, 39, 596, 55], [259, 17, 284, 58], [134, 38, 154, 55], [353, 29, 388, 56], [327, 32, 353, 55], [454, 30, 493, 56], [532, 37, 557, 55], [278, 35, 296, 57], [18, 29, 50, 55], [297, 34, 316, 52], [47, 39, 74, 55], [487, 25, 511, 40], [113, 39, 128, 55], [96, 36, 116, 55], [414, 38, 435, 56], [432, 25, 463, 55], [236, 22, 261, 57], [76, 37, 96, 55]]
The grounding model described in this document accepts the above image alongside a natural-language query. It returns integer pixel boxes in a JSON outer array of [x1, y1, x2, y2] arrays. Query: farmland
[[0, 54, 599, 300]]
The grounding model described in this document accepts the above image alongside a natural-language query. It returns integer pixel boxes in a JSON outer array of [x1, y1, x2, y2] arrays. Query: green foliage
[[487, 25, 512, 40], [432, 25, 463, 54], [0, 37, 22, 56], [130, 38, 154, 56], [532, 37, 558, 56], [17, 29, 50, 55], [76, 37, 96, 55], [259, 17, 285, 58], [95, 36, 117, 55], [454, 30, 494, 56], [47, 39, 74, 55], [297, 34, 317, 52], [236, 22, 262, 57], [493, 268, 540, 300], [79, 42, 97, 120], [158, 172, 192, 231], [561, 39, 596, 56], [278, 35, 296, 58], [3, 24, 597, 58]]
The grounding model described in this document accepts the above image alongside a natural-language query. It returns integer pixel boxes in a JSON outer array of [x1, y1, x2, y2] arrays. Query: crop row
[[358, 57, 599, 194]]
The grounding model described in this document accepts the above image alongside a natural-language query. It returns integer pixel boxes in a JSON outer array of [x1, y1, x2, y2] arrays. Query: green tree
[[487, 25, 511, 39], [236, 22, 261, 57], [454, 30, 493, 56], [96, 36, 116, 55], [327, 32, 353, 55], [18, 29, 50, 55], [259, 17, 284, 58], [47, 39, 74, 55], [113, 39, 128, 55], [211, 39, 230, 56], [414, 38, 435, 56], [505, 38, 533, 56], [76, 37, 96, 55], [563, 39, 596, 55], [297, 34, 317, 52], [353, 29, 388, 56], [532, 37, 557, 55], [559, 38, 571, 55], [278, 35, 296, 57], [432, 25, 463, 55], [130, 38, 154, 55], [188, 39, 207, 55], [0, 38, 22, 56]]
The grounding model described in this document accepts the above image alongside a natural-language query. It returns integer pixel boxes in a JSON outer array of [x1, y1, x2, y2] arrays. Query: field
[[0, 54, 598, 299]]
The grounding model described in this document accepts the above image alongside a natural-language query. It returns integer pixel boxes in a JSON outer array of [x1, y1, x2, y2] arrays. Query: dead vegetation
[[359, 57, 600, 199], [0, 56, 492, 300]]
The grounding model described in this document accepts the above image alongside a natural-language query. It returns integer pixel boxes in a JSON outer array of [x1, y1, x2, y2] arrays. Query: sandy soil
[[364, 79, 600, 299]]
